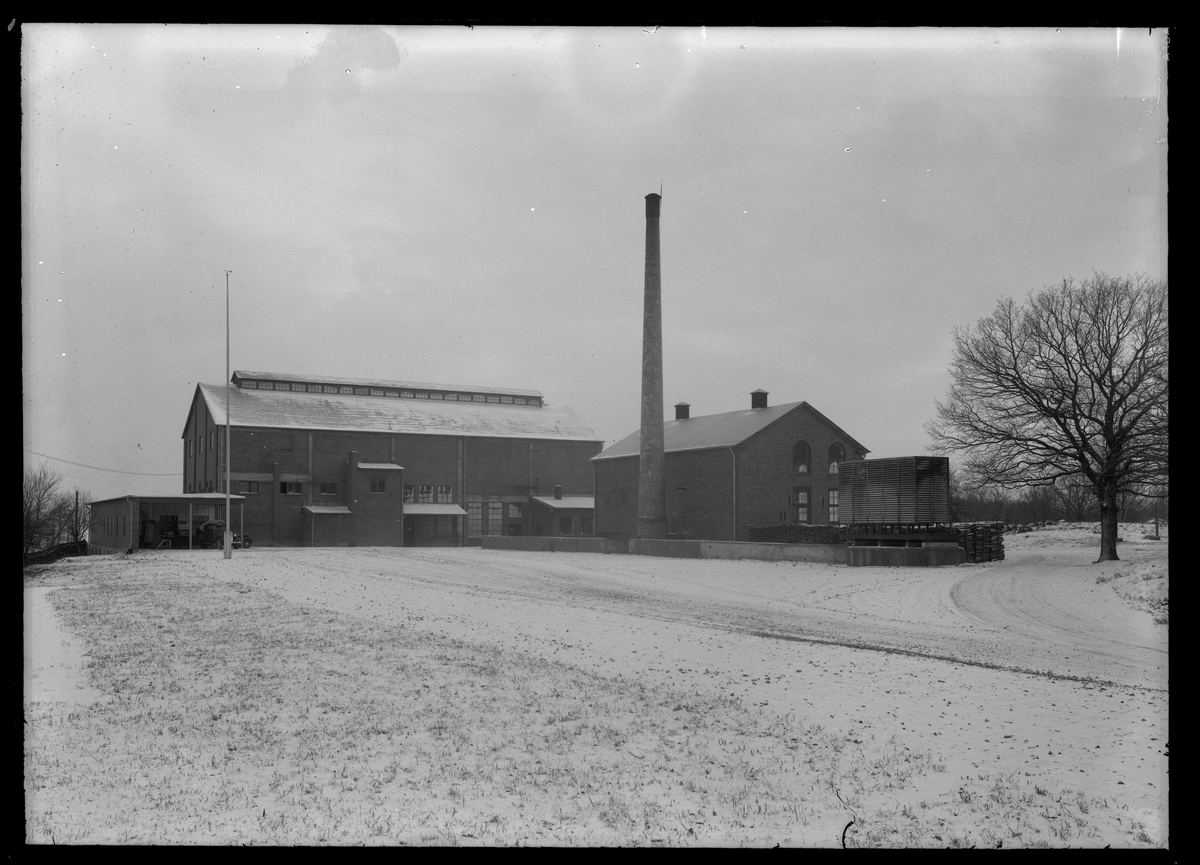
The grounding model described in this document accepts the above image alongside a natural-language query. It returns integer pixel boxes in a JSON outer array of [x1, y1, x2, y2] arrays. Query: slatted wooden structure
[[841, 456, 951, 524]]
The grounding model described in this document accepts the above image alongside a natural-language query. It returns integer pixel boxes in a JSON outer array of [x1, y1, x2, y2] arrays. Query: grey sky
[[23, 25, 1167, 501]]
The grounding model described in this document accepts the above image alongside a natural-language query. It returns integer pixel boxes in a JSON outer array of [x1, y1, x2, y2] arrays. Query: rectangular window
[[210, 430, 217, 451], [793, 488, 810, 524], [444, 393, 458, 401], [415, 392, 429, 399], [242, 380, 258, 389], [309, 384, 323, 393], [487, 503, 503, 536], [320, 482, 337, 496], [369, 476, 386, 493], [500, 395, 514, 404], [277, 383, 292, 391], [436, 485, 453, 503], [280, 482, 303, 495], [400, 390, 415, 398], [466, 502, 482, 538], [507, 502, 523, 519], [559, 516, 573, 536], [403, 485, 415, 503], [238, 480, 259, 494], [473, 395, 487, 403], [260, 381, 274, 390], [460, 394, 474, 402], [430, 392, 444, 400], [385, 390, 400, 398], [369, 388, 384, 397], [417, 484, 433, 503], [324, 385, 339, 394], [188, 439, 195, 457], [207, 479, 214, 492], [435, 515, 455, 537], [339, 387, 354, 394], [828, 490, 840, 524], [354, 388, 369, 395], [513, 397, 527, 405], [486, 395, 500, 403], [580, 515, 593, 536]]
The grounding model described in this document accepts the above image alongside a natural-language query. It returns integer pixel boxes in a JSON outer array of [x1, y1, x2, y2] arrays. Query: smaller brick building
[[592, 391, 868, 541]]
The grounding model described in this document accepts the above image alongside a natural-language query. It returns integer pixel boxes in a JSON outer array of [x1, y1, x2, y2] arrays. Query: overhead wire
[[23, 449, 182, 477]]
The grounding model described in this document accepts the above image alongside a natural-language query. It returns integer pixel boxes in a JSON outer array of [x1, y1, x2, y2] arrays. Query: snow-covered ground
[[25, 522, 1167, 846]]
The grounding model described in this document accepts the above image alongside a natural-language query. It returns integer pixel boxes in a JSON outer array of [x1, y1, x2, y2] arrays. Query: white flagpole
[[224, 269, 233, 559]]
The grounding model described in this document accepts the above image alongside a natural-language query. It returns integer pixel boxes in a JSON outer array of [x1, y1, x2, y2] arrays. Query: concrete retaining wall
[[483, 536, 963, 566], [846, 546, 965, 567], [482, 536, 627, 554]]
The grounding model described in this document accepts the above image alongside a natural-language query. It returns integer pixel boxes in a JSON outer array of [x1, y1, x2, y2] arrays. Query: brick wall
[[593, 404, 864, 542]]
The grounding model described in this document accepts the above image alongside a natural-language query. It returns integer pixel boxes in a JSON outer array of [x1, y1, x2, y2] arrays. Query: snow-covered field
[[24, 523, 1167, 847]]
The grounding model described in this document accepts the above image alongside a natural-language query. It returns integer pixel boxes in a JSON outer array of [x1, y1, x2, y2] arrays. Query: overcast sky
[[23, 25, 1167, 501]]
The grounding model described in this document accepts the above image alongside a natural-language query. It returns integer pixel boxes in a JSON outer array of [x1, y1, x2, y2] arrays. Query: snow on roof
[[530, 495, 596, 510], [592, 401, 867, 461], [195, 383, 600, 442]]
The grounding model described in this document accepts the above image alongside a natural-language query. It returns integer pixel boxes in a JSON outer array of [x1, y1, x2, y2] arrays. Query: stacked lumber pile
[[956, 522, 1006, 562]]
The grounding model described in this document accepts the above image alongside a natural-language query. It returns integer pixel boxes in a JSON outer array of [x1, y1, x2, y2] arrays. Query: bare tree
[[60, 488, 94, 546], [1053, 474, 1100, 523], [24, 463, 68, 559], [927, 273, 1167, 561]]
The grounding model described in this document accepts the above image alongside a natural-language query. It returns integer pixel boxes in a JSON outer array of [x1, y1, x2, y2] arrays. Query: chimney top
[[645, 193, 661, 217], [750, 389, 768, 409], [674, 402, 691, 420], [554, 485, 563, 500]]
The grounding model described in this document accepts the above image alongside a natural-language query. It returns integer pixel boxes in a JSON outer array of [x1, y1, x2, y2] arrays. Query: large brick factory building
[[181, 371, 603, 547]]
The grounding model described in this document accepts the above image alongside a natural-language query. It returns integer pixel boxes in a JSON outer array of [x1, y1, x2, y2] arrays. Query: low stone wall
[[481, 536, 628, 554]]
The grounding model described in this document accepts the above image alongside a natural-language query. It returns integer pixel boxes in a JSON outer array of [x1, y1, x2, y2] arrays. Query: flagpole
[[224, 269, 233, 559]]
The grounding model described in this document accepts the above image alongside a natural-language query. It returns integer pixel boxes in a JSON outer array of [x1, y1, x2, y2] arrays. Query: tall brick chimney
[[637, 192, 667, 539]]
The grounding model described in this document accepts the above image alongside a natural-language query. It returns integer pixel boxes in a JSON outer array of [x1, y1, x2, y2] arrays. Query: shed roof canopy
[[303, 505, 352, 515], [531, 495, 595, 510], [358, 462, 404, 471], [403, 503, 469, 516]]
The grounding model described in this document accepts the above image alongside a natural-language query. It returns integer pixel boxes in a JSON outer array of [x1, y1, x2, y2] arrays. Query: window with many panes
[[403, 485, 415, 503], [828, 490, 840, 524], [242, 380, 258, 389], [466, 502, 482, 538], [436, 485, 453, 503], [559, 516, 573, 536], [417, 485, 433, 503], [487, 503, 503, 536], [828, 443, 845, 476], [793, 487, 810, 523], [580, 515, 593, 536], [793, 441, 810, 474]]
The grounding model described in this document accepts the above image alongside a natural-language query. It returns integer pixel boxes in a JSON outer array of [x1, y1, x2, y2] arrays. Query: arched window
[[792, 441, 810, 474], [828, 443, 845, 474]]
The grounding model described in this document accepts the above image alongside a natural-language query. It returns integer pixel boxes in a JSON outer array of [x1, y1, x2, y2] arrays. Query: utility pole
[[224, 269, 233, 560]]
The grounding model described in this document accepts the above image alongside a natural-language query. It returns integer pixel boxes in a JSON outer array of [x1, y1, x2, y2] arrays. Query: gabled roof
[[591, 401, 868, 461], [187, 383, 601, 442]]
